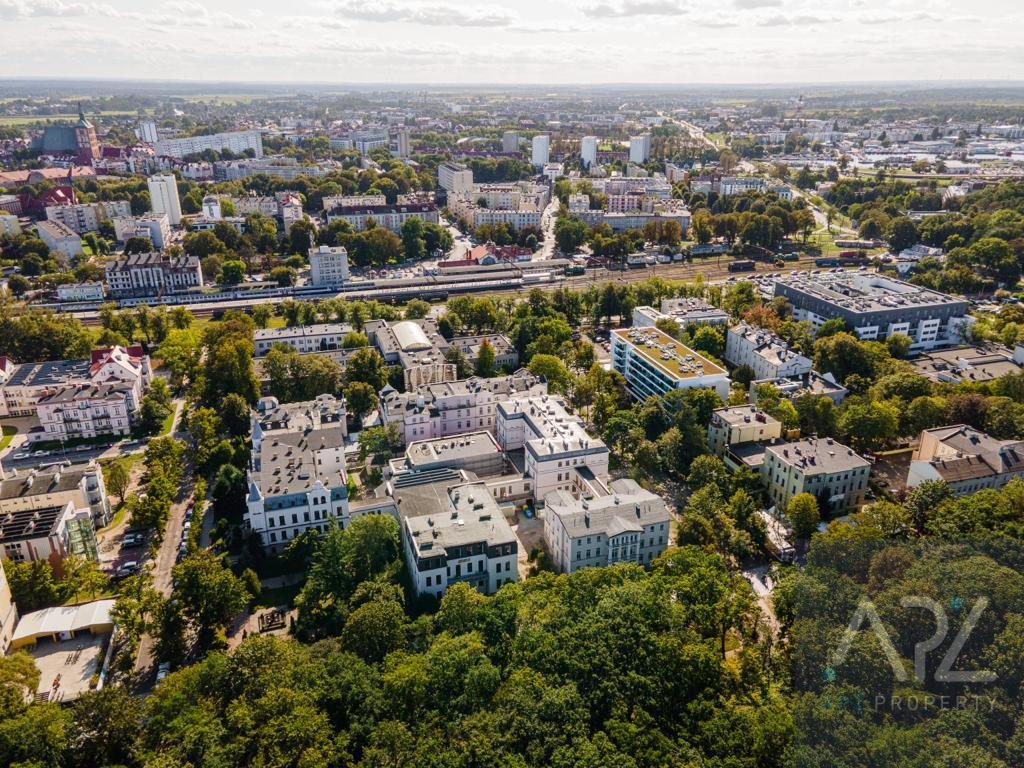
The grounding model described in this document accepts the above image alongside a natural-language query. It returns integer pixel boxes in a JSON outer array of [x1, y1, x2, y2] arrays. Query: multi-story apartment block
[[113, 212, 171, 249], [531, 134, 550, 167], [761, 437, 870, 515], [719, 177, 767, 196], [908, 424, 1024, 496], [0, 498, 98, 564], [438, 161, 474, 194], [580, 136, 598, 167], [544, 478, 671, 573], [321, 194, 386, 211], [35, 220, 82, 260], [45, 200, 130, 234], [708, 405, 784, 469], [502, 130, 520, 153], [496, 395, 609, 503], [632, 299, 729, 331], [155, 129, 263, 160], [146, 174, 182, 226], [774, 273, 972, 351], [611, 326, 731, 401], [253, 323, 351, 356], [725, 324, 813, 382], [403, 482, 519, 598], [325, 202, 438, 234], [104, 252, 203, 298], [245, 395, 350, 552], [629, 134, 651, 163], [380, 370, 547, 445], [36, 382, 137, 442], [0, 460, 111, 529], [308, 245, 349, 288], [0, 345, 151, 420]]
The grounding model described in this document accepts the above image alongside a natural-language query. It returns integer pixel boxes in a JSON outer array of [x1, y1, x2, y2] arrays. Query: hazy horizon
[[1, 0, 1021, 85]]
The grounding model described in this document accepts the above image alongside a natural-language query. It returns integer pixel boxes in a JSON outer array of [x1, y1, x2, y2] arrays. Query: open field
[[0, 111, 143, 126]]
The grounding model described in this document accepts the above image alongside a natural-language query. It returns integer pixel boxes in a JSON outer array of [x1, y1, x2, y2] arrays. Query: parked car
[[122, 532, 145, 548], [156, 662, 171, 682], [12, 452, 28, 460]]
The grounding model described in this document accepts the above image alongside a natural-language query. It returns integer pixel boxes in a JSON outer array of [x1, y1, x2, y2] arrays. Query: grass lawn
[[159, 408, 176, 436], [255, 583, 302, 609], [0, 425, 15, 451]]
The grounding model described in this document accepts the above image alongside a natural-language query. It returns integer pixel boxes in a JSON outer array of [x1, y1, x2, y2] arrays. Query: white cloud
[[733, 0, 781, 8], [325, 0, 517, 27], [584, 0, 686, 18]]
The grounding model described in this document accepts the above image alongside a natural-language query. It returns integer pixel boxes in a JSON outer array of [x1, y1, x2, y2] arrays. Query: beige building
[[908, 424, 1024, 496], [708, 405, 783, 469], [761, 437, 870, 515]]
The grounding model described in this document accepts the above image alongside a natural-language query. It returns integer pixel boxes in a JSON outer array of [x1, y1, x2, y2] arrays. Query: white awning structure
[[11, 599, 114, 647]]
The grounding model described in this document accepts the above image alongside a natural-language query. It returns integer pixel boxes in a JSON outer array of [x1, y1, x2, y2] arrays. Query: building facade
[[403, 482, 519, 599], [761, 437, 870, 515], [774, 274, 972, 351], [908, 424, 1024, 495], [105, 252, 203, 297], [725, 324, 813, 381], [146, 174, 183, 226], [611, 326, 731, 401], [245, 396, 351, 552], [544, 478, 671, 573], [308, 245, 350, 288]]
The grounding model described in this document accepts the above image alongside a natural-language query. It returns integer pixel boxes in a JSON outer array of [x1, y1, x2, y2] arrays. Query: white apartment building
[[531, 134, 550, 167], [502, 130, 520, 153], [146, 174, 182, 226], [762, 437, 870, 515], [544, 478, 671, 573], [0, 498, 97, 565], [308, 244, 349, 288], [719, 177, 767, 196], [325, 202, 439, 234], [725, 324, 813, 381], [113, 212, 171, 250], [35, 220, 82, 261], [56, 282, 104, 303], [403, 482, 519, 598], [245, 396, 350, 552], [581, 136, 598, 168], [253, 323, 352, 356], [155, 129, 263, 160], [632, 298, 729, 330], [104, 252, 203, 297], [45, 201, 130, 234], [380, 370, 547, 445], [322, 194, 386, 211], [629, 134, 651, 163], [438, 161, 474, 194], [611, 326, 731, 401], [36, 382, 136, 442], [496, 395, 609, 503], [0, 345, 151, 418]]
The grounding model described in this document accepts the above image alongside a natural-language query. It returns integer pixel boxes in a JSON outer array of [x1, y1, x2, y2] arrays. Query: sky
[[0, 0, 1021, 85]]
